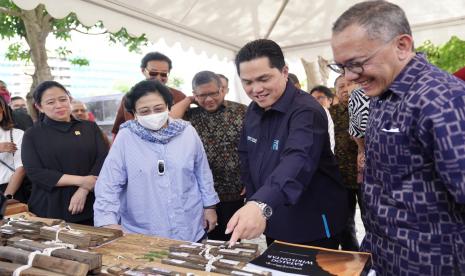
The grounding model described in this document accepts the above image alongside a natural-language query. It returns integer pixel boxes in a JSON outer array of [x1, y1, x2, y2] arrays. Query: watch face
[[263, 205, 273, 218]]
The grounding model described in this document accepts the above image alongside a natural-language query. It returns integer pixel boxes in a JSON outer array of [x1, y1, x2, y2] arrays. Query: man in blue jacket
[[226, 39, 349, 249]]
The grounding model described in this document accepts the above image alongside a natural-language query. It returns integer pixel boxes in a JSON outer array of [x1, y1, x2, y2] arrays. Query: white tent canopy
[[12, 0, 465, 62]]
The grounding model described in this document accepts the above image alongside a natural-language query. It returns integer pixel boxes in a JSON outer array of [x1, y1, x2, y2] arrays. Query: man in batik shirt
[[171, 71, 246, 241], [330, 1, 465, 274]]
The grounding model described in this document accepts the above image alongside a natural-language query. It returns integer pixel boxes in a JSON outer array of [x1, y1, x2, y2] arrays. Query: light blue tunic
[[94, 124, 219, 242]]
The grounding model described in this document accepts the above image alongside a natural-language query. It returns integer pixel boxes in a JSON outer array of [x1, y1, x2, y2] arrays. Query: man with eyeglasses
[[171, 71, 247, 241], [330, 1, 465, 274], [111, 52, 186, 137]]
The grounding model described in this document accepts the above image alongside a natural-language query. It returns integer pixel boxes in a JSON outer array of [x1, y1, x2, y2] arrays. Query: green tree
[[167, 76, 184, 90], [416, 36, 465, 73], [0, 0, 147, 119]]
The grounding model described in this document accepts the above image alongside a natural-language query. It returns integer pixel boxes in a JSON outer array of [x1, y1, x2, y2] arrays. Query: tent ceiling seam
[[83, 0, 240, 52]]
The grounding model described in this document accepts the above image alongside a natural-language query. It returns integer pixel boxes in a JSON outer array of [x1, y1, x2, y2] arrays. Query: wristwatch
[[5, 194, 14, 200], [250, 201, 273, 219]]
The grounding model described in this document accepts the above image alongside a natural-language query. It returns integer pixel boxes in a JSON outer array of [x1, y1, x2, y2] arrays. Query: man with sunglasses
[[171, 71, 247, 241], [330, 1, 465, 274], [111, 52, 186, 137]]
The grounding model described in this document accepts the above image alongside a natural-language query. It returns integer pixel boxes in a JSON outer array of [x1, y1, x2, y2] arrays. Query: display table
[[1, 212, 371, 275], [92, 234, 223, 275]]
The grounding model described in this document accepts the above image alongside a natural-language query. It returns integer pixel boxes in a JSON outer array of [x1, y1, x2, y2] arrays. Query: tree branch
[[0, 6, 22, 17], [55, 27, 109, 35], [42, 12, 54, 27]]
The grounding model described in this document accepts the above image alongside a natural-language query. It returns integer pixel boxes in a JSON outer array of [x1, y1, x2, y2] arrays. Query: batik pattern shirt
[[362, 53, 465, 275], [329, 104, 358, 189], [186, 101, 247, 202]]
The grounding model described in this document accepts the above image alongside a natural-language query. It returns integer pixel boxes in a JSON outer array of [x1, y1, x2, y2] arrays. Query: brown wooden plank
[[5, 212, 62, 226], [67, 223, 123, 239], [8, 237, 102, 271], [0, 246, 89, 276], [0, 261, 64, 276], [40, 226, 92, 248], [4, 203, 28, 216], [32, 254, 89, 276]]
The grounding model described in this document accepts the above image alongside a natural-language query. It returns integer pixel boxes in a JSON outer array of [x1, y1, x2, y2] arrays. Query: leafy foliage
[[0, 0, 148, 65], [0, 0, 25, 39], [416, 36, 465, 73], [5, 42, 30, 61], [167, 76, 184, 89]]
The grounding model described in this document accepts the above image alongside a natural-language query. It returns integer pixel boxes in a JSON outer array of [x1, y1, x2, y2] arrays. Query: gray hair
[[332, 1, 412, 42], [192, 71, 222, 91], [71, 99, 85, 106]]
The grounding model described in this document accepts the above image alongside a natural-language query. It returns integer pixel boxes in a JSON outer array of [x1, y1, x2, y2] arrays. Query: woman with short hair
[[94, 80, 219, 242]]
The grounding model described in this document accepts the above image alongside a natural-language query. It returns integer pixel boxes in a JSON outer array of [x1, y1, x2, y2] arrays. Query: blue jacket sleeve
[[238, 122, 254, 199], [250, 107, 328, 209]]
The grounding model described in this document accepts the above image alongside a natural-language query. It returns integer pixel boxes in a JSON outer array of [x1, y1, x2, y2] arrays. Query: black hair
[[192, 71, 222, 91], [217, 74, 228, 83], [33, 81, 70, 105], [310, 85, 334, 99], [0, 95, 14, 130], [140, 52, 172, 70], [10, 96, 25, 102], [33, 80, 71, 121], [235, 39, 285, 74], [124, 80, 173, 113], [288, 73, 300, 85]]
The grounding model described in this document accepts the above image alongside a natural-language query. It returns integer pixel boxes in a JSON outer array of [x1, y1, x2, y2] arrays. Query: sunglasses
[[145, 69, 169, 78]]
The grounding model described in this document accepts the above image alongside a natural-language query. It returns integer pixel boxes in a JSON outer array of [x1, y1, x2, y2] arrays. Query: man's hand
[[226, 202, 266, 246], [0, 142, 17, 153], [203, 208, 218, 233], [80, 175, 97, 191], [68, 187, 89, 215]]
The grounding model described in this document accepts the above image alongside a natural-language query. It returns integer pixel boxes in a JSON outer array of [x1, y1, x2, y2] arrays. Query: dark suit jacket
[[239, 82, 349, 243]]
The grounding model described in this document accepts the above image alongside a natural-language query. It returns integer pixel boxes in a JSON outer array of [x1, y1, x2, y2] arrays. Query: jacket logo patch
[[272, 139, 279, 151], [247, 136, 257, 143]]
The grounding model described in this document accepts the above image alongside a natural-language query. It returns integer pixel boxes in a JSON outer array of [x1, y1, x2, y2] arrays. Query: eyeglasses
[[194, 91, 221, 100], [327, 38, 395, 75], [145, 68, 169, 78]]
